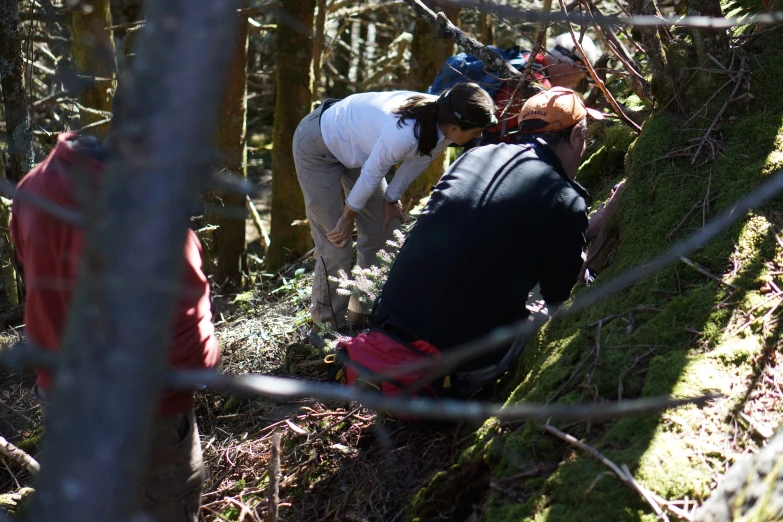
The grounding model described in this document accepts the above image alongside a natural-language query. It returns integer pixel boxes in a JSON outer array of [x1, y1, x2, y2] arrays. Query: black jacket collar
[[519, 137, 590, 200]]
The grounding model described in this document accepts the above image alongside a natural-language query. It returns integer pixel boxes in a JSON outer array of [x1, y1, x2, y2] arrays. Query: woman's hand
[[327, 207, 358, 248], [383, 200, 404, 231]]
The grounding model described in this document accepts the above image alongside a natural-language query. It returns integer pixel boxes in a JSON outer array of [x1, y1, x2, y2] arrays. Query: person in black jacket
[[360, 87, 607, 397]]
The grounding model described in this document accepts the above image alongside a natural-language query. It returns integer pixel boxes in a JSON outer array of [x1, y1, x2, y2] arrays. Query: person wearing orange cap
[[332, 88, 606, 399]]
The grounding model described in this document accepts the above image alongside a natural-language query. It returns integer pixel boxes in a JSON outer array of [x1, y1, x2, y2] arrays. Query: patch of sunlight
[[673, 354, 735, 397], [636, 356, 735, 499], [726, 215, 773, 286], [709, 336, 764, 372], [763, 116, 783, 174]]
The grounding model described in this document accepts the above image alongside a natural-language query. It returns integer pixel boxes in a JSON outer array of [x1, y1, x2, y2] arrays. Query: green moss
[[577, 123, 636, 192], [16, 426, 44, 455], [406, 27, 783, 522]]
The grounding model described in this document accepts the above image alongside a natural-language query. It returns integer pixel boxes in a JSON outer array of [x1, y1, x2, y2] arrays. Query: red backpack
[[330, 330, 449, 401]]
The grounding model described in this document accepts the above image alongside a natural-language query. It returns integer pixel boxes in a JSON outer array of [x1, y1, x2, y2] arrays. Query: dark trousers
[[36, 387, 206, 522]]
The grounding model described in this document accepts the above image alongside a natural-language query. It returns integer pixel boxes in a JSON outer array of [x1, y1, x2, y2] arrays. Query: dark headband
[[553, 44, 584, 65], [442, 89, 498, 128]]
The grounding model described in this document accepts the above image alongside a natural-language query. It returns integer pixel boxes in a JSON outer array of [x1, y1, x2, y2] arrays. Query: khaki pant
[[293, 105, 400, 327], [36, 387, 205, 522]]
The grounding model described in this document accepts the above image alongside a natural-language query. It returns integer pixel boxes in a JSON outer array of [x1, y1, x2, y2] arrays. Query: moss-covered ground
[[406, 19, 783, 522]]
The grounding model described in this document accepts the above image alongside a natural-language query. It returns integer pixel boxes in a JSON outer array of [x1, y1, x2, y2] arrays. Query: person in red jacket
[[10, 131, 220, 522]]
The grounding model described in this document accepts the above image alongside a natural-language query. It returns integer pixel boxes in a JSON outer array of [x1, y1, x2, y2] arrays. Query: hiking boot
[[306, 326, 350, 349]]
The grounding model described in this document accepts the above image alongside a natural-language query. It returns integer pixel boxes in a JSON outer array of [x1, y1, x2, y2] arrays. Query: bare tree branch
[[0, 345, 716, 424], [402, 0, 524, 82], [442, 0, 783, 29], [170, 369, 715, 423], [522, 0, 552, 84], [557, 0, 642, 132], [543, 424, 670, 522]]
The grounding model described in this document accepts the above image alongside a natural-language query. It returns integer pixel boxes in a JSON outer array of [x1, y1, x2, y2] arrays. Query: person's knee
[[139, 411, 205, 522]]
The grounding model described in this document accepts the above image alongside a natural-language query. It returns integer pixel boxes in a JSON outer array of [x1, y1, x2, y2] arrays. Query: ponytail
[[393, 82, 497, 156], [393, 95, 441, 156]]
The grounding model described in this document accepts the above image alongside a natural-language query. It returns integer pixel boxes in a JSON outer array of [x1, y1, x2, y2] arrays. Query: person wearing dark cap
[[334, 87, 608, 398], [10, 86, 219, 521], [294, 82, 497, 331]]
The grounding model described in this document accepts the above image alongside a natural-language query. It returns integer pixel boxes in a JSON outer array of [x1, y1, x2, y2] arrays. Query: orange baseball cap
[[517, 87, 604, 133]]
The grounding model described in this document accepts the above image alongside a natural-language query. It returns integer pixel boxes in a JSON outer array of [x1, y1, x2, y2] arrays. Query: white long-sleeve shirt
[[320, 91, 452, 211]]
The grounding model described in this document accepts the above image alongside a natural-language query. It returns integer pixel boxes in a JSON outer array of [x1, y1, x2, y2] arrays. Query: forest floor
[[0, 252, 478, 521]]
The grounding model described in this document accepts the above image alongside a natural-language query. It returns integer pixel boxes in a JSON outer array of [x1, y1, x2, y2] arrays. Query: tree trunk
[[265, 0, 315, 270], [404, 1, 460, 206], [0, 0, 35, 183], [311, 0, 327, 99], [629, 0, 674, 107], [0, 197, 19, 307], [409, 1, 459, 93], [24, 0, 241, 520], [686, 0, 730, 63], [69, 0, 117, 138], [204, 7, 249, 293], [329, 21, 353, 98], [478, 0, 494, 46]]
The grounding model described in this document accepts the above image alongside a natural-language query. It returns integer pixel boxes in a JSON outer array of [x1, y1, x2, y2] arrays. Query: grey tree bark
[[22, 0, 241, 521], [0, 0, 34, 182]]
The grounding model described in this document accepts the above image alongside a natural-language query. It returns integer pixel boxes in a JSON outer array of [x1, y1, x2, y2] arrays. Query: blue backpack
[[427, 46, 531, 98]]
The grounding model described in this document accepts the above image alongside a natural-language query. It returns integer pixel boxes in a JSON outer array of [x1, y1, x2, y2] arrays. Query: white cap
[[550, 32, 599, 66]]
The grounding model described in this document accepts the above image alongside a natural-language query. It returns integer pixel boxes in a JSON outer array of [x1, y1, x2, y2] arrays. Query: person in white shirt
[[294, 82, 496, 329]]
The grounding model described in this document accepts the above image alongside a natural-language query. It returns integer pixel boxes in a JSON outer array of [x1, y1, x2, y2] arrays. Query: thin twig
[[522, 0, 552, 84], [703, 170, 712, 228], [692, 55, 746, 164], [542, 423, 669, 521], [266, 433, 280, 522], [163, 368, 717, 424], [246, 195, 270, 248], [680, 256, 737, 289], [556, 0, 642, 133], [666, 202, 702, 239], [582, 0, 650, 103]]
